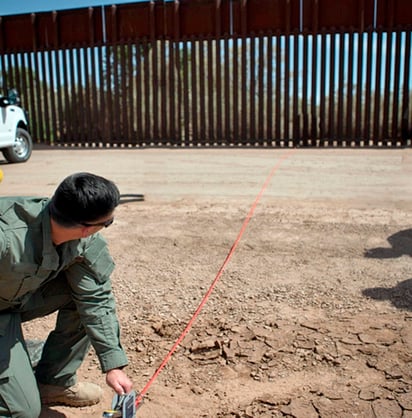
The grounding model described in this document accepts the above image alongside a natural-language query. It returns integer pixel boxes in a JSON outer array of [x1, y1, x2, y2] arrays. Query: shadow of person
[[39, 407, 67, 417], [364, 228, 412, 259], [362, 278, 412, 311]]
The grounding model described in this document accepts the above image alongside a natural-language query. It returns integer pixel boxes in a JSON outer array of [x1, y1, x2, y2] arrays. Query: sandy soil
[[1, 146, 412, 417]]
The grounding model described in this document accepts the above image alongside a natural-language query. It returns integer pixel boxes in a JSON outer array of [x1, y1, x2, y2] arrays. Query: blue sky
[[0, 0, 147, 16]]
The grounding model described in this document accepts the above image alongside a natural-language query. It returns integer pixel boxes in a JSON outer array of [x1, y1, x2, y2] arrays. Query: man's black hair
[[49, 172, 120, 227]]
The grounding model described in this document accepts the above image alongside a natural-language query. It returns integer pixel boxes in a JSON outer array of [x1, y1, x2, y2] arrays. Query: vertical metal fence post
[[0, 0, 409, 147]]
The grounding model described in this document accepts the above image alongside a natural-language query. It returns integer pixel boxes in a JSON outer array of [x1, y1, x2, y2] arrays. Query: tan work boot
[[38, 382, 103, 407]]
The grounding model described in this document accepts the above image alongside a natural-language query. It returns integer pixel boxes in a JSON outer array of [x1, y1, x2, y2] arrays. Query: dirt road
[[2, 146, 412, 417]]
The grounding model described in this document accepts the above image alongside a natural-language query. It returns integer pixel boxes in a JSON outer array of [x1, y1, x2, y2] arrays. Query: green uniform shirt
[[0, 196, 128, 372]]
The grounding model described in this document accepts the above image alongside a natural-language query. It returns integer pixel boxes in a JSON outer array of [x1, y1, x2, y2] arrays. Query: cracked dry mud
[[3, 148, 410, 417]]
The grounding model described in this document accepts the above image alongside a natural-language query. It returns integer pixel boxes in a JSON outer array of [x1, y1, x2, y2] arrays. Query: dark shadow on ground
[[362, 278, 412, 311], [364, 228, 412, 259], [39, 408, 67, 417]]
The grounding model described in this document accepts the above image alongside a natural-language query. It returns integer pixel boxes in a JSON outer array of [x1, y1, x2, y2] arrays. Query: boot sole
[[41, 397, 101, 407]]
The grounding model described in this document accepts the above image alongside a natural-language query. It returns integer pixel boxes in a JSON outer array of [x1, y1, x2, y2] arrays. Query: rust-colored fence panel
[[231, 0, 300, 35], [0, 0, 410, 147], [303, 0, 375, 33], [376, 0, 412, 28]]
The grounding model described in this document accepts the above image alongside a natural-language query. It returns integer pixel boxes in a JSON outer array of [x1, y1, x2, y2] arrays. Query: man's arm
[[64, 234, 129, 373]]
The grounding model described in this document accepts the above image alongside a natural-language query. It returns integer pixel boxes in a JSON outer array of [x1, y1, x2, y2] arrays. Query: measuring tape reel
[[102, 391, 137, 418]]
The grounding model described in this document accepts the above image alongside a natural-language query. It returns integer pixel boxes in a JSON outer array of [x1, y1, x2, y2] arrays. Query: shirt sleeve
[[64, 234, 128, 373]]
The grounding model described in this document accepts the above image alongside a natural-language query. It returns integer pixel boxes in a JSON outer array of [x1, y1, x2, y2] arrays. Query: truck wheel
[[2, 127, 33, 163]]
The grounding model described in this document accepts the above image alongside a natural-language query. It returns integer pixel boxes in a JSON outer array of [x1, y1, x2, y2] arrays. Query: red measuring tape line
[[135, 150, 294, 409]]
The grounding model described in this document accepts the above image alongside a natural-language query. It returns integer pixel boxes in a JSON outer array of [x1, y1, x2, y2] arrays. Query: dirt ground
[[1, 146, 412, 418]]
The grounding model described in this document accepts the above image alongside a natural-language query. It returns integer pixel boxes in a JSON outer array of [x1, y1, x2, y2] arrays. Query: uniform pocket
[[1, 263, 50, 300], [0, 313, 17, 373], [0, 355, 40, 418]]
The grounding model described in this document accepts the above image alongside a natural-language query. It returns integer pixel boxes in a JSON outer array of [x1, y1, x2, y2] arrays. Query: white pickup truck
[[0, 88, 33, 163]]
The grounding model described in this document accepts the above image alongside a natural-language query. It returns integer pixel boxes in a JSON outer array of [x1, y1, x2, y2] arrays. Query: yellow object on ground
[[0, 169, 3, 182]]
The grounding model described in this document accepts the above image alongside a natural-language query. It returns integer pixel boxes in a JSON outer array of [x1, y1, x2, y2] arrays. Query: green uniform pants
[[0, 277, 91, 418]]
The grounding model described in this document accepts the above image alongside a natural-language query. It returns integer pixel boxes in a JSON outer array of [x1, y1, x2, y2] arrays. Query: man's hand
[[106, 368, 134, 395]]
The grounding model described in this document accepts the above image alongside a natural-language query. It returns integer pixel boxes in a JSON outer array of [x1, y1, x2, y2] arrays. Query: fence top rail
[[0, 0, 411, 53]]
